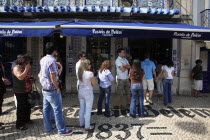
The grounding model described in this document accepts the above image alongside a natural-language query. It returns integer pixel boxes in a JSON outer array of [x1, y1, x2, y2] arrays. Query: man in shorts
[[115, 48, 131, 108], [192, 59, 203, 97], [141, 53, 156, 105]]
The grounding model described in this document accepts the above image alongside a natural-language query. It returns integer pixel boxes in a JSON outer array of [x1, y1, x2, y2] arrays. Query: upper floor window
[[121, 0, 133, 7], [43, 0, 69, 6], [85, 0, 113, 6], [137, 0, 163, 8]]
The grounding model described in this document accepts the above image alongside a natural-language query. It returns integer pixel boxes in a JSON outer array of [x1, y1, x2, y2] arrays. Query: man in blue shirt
[[141, 53, 156, 105]]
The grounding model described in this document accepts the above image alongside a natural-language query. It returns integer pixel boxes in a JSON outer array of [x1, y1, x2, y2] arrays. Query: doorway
[[43, 34, 66, 89], [129, 38, 172, 61], [87, 37, 111, 76]]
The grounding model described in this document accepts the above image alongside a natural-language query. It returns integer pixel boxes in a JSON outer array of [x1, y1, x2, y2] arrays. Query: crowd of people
[[0, 42, 204, 135]]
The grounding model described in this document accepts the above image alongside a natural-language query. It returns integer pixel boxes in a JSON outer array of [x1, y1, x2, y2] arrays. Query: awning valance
[[60, 21, 210, 40], [0, 21, 68, 37]]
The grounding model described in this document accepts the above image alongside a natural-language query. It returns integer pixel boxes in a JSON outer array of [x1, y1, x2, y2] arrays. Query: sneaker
[[59, 130, 73, 136], [148, 99, 153, 105], [46, 126, 57, 135], [144, 100, 148, 103]]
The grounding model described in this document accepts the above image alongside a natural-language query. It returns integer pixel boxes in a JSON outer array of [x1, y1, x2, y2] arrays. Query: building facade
[[0, 0, 209, 95]]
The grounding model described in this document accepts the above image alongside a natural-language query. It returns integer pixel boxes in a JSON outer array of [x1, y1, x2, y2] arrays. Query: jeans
[[97, 86, 111, 117], [157, 79, 163, 94], [78, 92, 94, 129], [42, 90, 66, 134], [130, 84, 144, 117], [162, 79, 172, 105], [15, 93, 31, 128]]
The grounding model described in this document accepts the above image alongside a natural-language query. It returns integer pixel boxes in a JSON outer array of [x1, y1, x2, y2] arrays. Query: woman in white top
[[97, 60, 114, 117], [156, 60, 174, 106], [78, 59, 96, 131]]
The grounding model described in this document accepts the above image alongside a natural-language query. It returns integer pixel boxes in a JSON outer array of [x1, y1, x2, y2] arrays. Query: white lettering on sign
[[0, 29, 23, 36], [173, 32, 202, 38], [92, 29, 123, 37]]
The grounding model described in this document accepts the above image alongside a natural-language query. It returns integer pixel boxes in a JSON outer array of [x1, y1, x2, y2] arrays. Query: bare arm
[[91, 77, 96, 86], [57, 62, 63, 76], [50, 73, 59, 90], [191, 72, 194, 80], [153, 69, 157, 79], [156, 69, 163, 81], [13, 64, 30, 80], [171, 70, 175, 77], [119, 66, 126, 72], [123, 63, 131, 69]]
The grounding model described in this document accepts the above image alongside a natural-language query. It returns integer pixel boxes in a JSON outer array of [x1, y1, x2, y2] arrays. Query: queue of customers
[[0, 42, 183, 135]]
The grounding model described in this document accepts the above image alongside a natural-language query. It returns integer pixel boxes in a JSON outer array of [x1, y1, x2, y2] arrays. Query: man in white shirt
[[115, 48, 131, 109], [76, 52, 86, 89]]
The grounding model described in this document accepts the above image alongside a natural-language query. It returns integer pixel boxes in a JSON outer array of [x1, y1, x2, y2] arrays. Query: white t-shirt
[[115, 56, 129, 79], [78, 71, 94, 94], [161, 65, 174, 79], [98, 69, 114, 88]]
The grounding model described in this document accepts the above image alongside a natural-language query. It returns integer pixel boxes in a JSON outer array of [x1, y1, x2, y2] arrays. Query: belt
[[43, 89, 56, 92]]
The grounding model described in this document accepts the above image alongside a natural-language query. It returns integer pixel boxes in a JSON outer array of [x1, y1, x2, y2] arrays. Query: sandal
[[85, 125, 95, 131]]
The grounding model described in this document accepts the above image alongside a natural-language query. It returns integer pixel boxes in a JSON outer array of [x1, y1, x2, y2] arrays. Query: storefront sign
[[173, 32, 202, 39], [0, 29, 22, 37], [92, 29, 123, 37]]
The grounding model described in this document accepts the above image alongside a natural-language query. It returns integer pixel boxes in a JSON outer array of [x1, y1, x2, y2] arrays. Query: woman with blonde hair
[[97, 60, 114, 117], [78, 59, 96, 131]]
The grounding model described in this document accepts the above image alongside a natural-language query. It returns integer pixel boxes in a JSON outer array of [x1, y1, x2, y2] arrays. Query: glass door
[[87, 37, 111, 76]]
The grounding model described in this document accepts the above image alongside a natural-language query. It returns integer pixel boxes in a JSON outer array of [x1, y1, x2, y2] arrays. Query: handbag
[[160, 70, 168, 79], [28, 83, 40, 104]]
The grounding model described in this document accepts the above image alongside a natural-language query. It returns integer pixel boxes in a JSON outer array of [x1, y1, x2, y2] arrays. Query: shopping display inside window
[[87, 37, 110, 76]]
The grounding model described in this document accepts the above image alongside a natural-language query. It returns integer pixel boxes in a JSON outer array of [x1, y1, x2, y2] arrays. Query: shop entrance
[[87, 37, 111, 76], [129, 38, 172, 62], [44, 34, 66, 89]]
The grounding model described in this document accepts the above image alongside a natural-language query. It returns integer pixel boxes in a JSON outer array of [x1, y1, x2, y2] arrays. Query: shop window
[[0, 38, 26, 62], [85, 0, 112, 6], [137, 0, 163, 8], [87, 37, 111, 76], [129, 38, 172, 61], [121, 0, 133, 7]]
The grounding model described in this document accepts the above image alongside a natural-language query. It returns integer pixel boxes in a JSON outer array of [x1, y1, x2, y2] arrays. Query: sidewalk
[[0, 90, 210, 140]]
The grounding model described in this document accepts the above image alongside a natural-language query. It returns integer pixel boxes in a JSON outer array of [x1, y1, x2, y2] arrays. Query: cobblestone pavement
[[0, 90, 210, 140]]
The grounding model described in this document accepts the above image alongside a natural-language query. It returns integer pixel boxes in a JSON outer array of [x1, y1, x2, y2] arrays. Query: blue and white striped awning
[[60, 21, 210, 40], [0, 21, 68, 37]]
